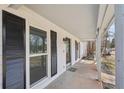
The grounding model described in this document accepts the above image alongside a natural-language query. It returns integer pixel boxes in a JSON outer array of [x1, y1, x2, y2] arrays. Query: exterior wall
[[80, 42, 88, 58], [0, 6, 86, 89], [71, 39, 76, 65]]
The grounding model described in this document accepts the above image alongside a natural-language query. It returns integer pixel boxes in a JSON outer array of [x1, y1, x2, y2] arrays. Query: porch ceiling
[[25, 4, 99, 41]]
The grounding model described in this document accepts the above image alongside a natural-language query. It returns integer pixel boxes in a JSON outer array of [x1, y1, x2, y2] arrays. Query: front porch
[[45, 60, 102, 89], [0, 4, 124, 89]]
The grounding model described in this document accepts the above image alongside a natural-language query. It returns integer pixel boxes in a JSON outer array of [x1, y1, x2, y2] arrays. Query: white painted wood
[[115, 5, 124, 89], [97, 4, 107, 29], [96, 30, 101, 81], [26, 5, 99, 40], [8, 4, 23, 10], [0, 4, 9, 10], [96, 4, 114, 82], [80, 42, 88, 58], [30, 53, 48, 57], [0, 6, 85, 89], [99, 5, 115, 35]]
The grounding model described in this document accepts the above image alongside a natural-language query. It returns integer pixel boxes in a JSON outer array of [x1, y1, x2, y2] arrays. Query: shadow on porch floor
[[45, 60, 103, 89]]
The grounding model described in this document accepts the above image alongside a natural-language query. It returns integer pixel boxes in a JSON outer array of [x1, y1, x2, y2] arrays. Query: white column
[[115, 5, 124, 89], [96, 30, 101, 81]]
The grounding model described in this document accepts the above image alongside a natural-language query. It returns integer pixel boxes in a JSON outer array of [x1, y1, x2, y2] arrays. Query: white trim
[[97, 4, 108, 28], [30, 53, 48, 57], [0, 6, 85, 89], [30, 76, 48, 88], [96, 32, 102, 81], [31, 70, 65, 89]]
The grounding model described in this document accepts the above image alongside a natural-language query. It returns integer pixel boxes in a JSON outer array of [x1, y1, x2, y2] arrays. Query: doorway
[[64, 38, 71, 68], [2, 11, 26, 89]]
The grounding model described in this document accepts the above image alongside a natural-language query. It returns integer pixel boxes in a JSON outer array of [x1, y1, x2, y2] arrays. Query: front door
[[2, 11, 26, 89]]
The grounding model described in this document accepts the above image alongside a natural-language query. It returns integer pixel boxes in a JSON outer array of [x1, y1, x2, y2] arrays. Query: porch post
[[115, 5, 124, 88], [96, 29, 101, 81]]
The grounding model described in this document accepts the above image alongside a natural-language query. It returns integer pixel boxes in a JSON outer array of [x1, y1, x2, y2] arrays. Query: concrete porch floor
[[45, 60, 103, 89]]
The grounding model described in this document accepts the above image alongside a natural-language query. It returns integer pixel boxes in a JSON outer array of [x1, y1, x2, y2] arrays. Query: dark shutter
[[75, 41, 78, 60], [2, 11, 26, 89], [51, 30, 57, 77]]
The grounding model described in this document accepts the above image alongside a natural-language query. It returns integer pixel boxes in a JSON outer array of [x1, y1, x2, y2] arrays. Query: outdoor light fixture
[[63, 37, 68, 41]]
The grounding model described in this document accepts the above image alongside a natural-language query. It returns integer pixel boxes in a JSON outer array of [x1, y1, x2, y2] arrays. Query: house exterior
[[1, 4, 124, 89], [0, 5, 88, 89]]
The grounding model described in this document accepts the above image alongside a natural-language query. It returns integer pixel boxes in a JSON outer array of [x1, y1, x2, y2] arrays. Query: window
[[30, 26, 47, 85], [30, 27, 47, 54], [30, 55, 47, 85]]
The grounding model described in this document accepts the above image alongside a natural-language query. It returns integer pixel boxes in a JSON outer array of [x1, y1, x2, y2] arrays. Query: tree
[[111, 38, 115, 48]]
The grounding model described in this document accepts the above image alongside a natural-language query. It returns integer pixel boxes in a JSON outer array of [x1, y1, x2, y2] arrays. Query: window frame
[[29, 26, 48, 86]]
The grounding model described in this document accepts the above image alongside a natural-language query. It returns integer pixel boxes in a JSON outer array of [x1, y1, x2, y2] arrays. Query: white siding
[[80, 42, 88, 58], [0, 6, 86, 89]]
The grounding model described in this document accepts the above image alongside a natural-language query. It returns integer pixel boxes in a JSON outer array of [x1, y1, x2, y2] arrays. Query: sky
[[107, 23, 115, 42], [109, 23, 115, 33]]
